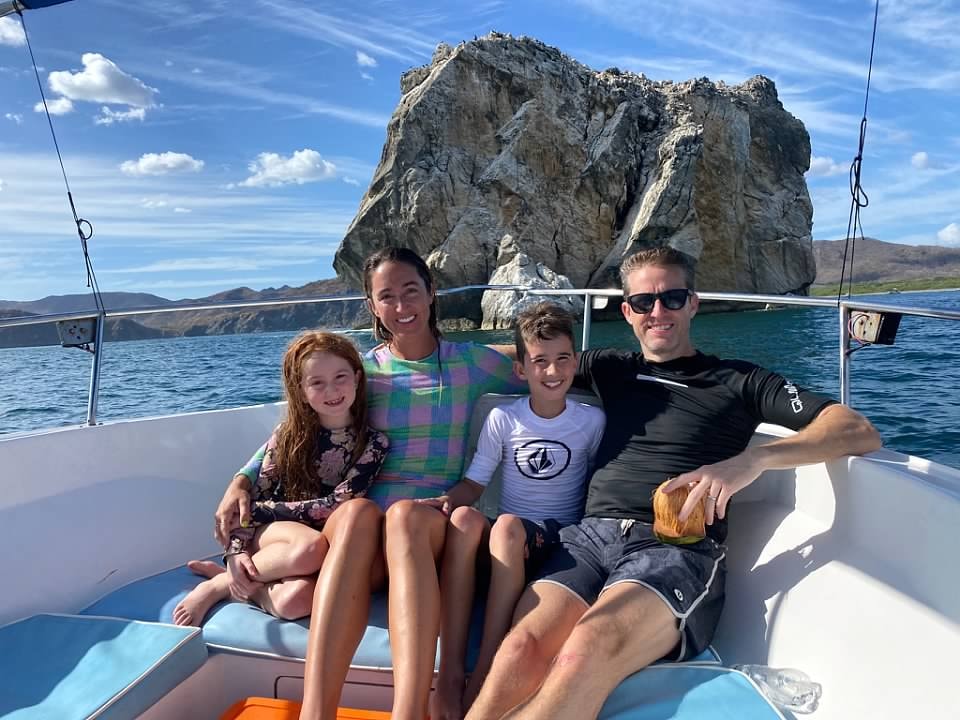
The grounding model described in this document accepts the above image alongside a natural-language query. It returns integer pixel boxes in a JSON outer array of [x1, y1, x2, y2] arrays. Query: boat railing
[[2, 286, 959, 427]]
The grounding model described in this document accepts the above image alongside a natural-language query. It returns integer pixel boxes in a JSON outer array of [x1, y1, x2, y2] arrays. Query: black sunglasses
[[626, 288, 692, 313]]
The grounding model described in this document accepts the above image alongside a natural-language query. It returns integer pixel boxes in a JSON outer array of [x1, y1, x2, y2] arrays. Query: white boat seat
[[0, 613, 206, 720]]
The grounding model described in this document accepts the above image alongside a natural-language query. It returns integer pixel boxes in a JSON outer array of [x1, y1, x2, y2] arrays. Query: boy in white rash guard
[[427, 302, 605, 720]]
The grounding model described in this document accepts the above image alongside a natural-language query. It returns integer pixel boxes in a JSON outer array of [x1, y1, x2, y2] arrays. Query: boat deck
[[2, 398, 959, 717]]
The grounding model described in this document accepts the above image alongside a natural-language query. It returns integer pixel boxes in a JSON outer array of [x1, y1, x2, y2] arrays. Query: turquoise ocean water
[[2, 290, 958, 468]]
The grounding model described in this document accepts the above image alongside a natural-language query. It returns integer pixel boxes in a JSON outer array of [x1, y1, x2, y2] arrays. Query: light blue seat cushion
[[598, 665, 781, 720], [81, 564, 720, 671], [81, 563, 481, 671], [0, 613, 206, 720]]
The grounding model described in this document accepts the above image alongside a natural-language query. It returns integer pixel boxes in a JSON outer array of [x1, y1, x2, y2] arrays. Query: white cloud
[[5, 112, 22, 124], [34, 97, 74, 115], [881, 1, 960, 52], [356, 50, 378, 68], [48, 53, 157, 107], [911, 151, 930, 170], [0, 17, 25, 47], [360, 71, 374, 82], [779, 95, 862, 140], [807, 155, 845, 177], [937, 222, 960, 246], [256, 2, 435, 63], [121, 152, 204, 176], [343, 177, 360, 186], [164, 60, 174, 67], [239, 149, 337, 188], [141, 198, 168, 209], [0, 152, 358, 293], [173, 207, 191, 213], [147, 51, 390, 128], [95, 106, 147, 125], [573, 1, 960, 95], [0, 178, 5, 192]]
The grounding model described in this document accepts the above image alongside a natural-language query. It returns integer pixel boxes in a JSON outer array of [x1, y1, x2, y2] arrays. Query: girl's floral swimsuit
[[226, 425, 389, 556]]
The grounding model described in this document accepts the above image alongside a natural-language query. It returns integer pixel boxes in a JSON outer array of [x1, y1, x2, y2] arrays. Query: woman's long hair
[[274, 331, 369, 500], [362, 247, 442, 344]]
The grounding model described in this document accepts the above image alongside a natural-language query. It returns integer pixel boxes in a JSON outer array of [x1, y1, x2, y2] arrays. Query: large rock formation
[[334, 33, 814, 326]]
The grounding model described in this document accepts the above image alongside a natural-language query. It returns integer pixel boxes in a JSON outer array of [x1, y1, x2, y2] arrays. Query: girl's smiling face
[[300, 351, 359, 428]]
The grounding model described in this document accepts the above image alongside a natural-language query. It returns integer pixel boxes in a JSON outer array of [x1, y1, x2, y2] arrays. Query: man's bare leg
[[465, 582, 587, 720], [384, 500, 448, 720], [503, 583, 680, 720], [431, 507, 489, 720], [299, 499, 385, 720], [462, 515, 528, 711]]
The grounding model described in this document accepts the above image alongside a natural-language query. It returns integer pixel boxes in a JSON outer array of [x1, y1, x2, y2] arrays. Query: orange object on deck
[[220, 697, 392, 719]]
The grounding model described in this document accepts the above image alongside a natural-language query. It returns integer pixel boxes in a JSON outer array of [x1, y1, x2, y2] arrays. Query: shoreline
[[813, 286, 960, 297]]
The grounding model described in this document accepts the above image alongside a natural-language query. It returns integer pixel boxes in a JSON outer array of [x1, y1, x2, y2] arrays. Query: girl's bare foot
[[172, 575, 229, 626], [186, 559, 225, 579]]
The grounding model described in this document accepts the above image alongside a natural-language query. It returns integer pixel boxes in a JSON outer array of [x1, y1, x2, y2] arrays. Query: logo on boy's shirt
[[514, 439, 572, 480]]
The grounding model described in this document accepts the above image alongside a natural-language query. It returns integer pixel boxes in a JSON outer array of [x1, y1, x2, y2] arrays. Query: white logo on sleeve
[[784, 381, 804, 413], [514, 440, 572, 480]]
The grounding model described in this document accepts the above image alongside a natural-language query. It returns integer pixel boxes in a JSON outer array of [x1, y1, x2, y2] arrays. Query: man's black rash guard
[[575, 348, 835, 543]]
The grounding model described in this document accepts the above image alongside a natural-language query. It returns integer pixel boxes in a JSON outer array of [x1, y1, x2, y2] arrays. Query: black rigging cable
[[837, 0, 881, 306], [18, 8, 104, 316]]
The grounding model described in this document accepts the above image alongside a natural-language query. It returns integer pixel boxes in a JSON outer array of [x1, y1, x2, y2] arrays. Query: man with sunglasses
[[465, 247, 881, 720]]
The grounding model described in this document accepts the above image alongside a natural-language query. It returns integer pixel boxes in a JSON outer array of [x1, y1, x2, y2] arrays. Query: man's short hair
[[619, 247, 696, 294], [514, 302, 576, 362]]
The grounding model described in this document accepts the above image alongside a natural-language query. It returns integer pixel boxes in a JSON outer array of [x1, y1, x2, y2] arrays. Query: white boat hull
[[3, 404, 959, 718]]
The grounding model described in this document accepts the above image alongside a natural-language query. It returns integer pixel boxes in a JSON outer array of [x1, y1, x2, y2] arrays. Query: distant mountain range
[[3, 238, 959, 348], [812, 237, 960, 285], [0, 278, 366, 349]]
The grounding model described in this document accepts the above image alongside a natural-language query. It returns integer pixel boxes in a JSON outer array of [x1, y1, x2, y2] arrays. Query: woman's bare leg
[[385, 500, 448, 720], [431, 507, 490, 720], [299, 498, 385, 720], [463, 515, 527, 711]]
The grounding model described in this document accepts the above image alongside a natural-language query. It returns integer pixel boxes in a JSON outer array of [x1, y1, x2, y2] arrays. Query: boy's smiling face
[[515, 334, 576, 408]]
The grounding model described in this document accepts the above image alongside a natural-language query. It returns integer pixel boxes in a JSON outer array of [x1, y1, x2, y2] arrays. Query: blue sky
[[1, 0, 958, 302]]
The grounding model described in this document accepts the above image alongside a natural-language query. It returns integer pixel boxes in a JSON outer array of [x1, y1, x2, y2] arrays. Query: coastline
[[811, 278, 960, 297], [814, 286, 960, 297]]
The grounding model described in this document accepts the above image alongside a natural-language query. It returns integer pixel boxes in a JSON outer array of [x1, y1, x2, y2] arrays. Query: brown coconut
[[653, 479, 706, 544]]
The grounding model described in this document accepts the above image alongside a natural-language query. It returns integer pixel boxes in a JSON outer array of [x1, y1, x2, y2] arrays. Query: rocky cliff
[[334, 33, 814, 327]]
